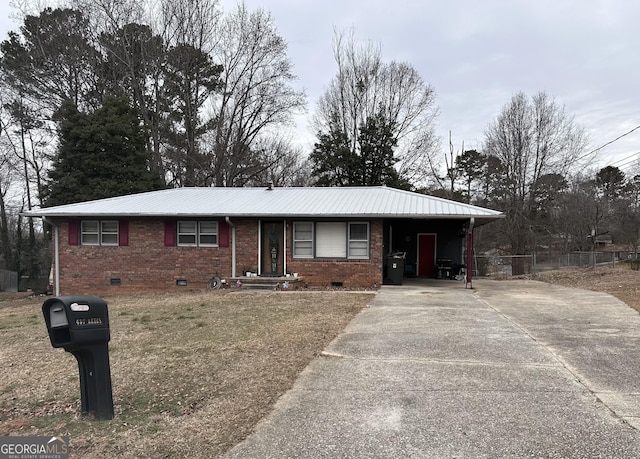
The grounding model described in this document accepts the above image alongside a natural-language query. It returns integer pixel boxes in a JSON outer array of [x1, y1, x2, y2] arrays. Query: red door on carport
[[417, 233, 436, 277]]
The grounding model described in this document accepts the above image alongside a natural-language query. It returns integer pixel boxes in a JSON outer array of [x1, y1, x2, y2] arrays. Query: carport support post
[[466, 218, 474, 288]]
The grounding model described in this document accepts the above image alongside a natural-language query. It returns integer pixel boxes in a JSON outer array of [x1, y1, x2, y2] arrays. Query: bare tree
[[483, 91, 590, 255], [85, 0, 222, 186], [556, 172, 602, 252], [314, 30, 440, 187], [207, 4, 306, 186], [244, 136, 313, 187], [0, 5, 103, 206], [438, 131, 464, 198], [11, 0, 306, 189], [0, 91, 49, 277], [159, 0, 219, 53], [0, 114, 17, 270]]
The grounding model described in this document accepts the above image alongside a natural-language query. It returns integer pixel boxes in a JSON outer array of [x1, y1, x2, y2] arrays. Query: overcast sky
[[217, 0, 640, 173], [2, 1, 638, 173]]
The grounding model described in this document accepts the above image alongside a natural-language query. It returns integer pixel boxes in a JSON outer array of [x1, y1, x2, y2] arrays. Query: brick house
[[26, 186, 503, 295]]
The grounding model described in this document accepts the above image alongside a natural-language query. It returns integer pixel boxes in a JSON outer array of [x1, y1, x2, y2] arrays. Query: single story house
[[25, 186, 504, 295]]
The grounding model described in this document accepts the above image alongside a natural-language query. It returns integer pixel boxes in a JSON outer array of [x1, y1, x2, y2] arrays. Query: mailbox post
[[42, 295, 114, 420]]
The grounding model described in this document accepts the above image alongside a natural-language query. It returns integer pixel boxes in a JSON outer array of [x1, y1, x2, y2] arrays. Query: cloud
[[2, 0, 637, 169], [242, 0, 639, 168]]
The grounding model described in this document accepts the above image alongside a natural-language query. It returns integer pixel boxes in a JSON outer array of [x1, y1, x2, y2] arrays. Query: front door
[[417, 233, 436, 277], [261, 222, 284, 276]]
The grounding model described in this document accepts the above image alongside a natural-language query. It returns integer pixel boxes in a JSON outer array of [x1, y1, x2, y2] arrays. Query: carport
[[383, 214, 499, 287]]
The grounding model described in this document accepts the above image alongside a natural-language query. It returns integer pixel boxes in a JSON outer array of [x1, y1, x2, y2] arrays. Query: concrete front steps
[[228, 276, 303, 290]]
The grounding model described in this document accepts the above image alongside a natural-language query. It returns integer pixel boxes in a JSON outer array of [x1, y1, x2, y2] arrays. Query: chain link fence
[[0, 269, 18, 292], [535, 252, 617, 272], [474, 255, 534, 276], [474, 251, 618, 276]]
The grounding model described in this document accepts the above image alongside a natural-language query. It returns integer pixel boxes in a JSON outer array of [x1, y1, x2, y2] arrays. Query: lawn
[[0, 290, 373, 458], [4, 265, 638, 458]]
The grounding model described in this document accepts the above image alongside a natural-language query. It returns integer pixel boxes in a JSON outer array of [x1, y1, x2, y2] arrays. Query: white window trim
[[100, 221, 119, 246], [177, 221, 197, 246], [81, 220, 119, 246], [81, 221, 99, 246], [292, 221, 371, 260], [293, 222, 314, 258], [348, 221, 370, 259], [177, 220, 219, 247], [198, 221, 219, 247]]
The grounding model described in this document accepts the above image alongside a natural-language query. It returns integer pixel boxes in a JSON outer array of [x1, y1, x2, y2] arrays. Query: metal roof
[[24, 186, 504, 221]]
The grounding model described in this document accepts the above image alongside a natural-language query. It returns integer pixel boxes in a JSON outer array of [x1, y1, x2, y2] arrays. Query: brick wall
[[234, 220, 259, 275], [55, 218, 384, 295], [57, 220, 232, 295], [285, 219, 384, 289]]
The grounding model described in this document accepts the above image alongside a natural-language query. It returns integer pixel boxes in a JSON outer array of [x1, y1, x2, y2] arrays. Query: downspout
[[44, 217, 60, 296], [466, 218, 475, 289], [55, 223, 60, 295], [257, 220, 261, 276], [283, 220, 287, 276], [225, 217, 236, 278]]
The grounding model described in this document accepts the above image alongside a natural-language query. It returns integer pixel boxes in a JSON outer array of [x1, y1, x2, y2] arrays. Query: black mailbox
[[43, 296, 110, 348], [42, 295, 114, 420]]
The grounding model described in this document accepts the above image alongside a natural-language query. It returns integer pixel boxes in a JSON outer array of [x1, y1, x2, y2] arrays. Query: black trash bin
[[384, 253, 405, 285]]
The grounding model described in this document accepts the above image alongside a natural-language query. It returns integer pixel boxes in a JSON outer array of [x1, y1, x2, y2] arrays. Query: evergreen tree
[[43, 96, 164, 207], [310, 116, 359, 186], [358, 113, 399, 186], [455, 149, 487, 203], [0, 8, 102, 112], [310, 112, 409, 188]]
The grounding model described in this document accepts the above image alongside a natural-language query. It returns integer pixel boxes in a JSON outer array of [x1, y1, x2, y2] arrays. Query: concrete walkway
[[223, 279, 640, 458]]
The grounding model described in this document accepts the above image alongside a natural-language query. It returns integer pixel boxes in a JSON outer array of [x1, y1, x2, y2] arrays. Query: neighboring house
[[25, 186, 503, 295], [594, 234, 613, 249]]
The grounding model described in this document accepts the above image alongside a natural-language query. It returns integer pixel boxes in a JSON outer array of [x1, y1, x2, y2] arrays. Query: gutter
[[22, 211, 504, 221], [225, 217, 236, 278]]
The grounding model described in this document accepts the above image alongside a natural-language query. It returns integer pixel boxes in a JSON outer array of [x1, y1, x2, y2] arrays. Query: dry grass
[[530, 263, 640, 313], [0, 289, 373, 458], [5, 265, 638, 457]]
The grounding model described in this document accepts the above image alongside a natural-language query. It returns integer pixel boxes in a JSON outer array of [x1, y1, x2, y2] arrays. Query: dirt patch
[[0, 290, 373, 457], [524, 264, 640, 314]]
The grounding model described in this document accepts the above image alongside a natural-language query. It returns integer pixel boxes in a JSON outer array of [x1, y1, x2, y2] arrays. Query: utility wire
[[608, 150, 640, 168], [612, 153, 640, 172], [585, 124, 640, 158]]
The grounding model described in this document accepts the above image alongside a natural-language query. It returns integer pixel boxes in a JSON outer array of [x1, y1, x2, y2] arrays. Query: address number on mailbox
[[76, 318, 104, 326]]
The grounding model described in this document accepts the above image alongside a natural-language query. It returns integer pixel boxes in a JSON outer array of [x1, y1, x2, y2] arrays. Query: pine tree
[[43, 96, 164, 207]]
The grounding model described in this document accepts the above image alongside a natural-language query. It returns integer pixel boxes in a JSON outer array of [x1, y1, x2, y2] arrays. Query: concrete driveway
[[223, 279, 640, 458]]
